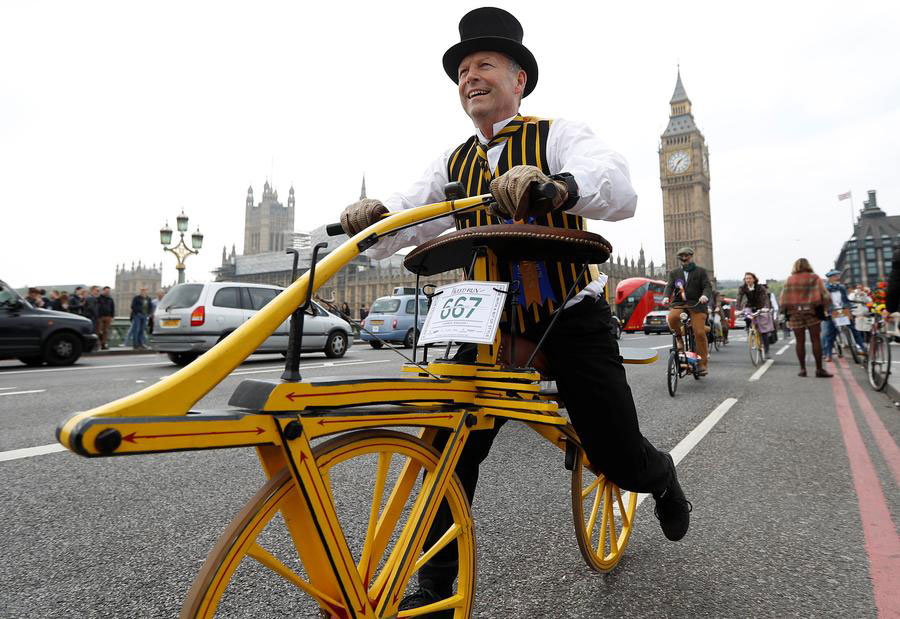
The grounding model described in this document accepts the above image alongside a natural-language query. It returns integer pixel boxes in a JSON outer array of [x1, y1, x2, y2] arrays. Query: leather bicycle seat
[[403, 224, 612, 276]]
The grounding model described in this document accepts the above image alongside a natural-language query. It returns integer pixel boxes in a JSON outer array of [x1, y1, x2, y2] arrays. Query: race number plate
[[418, 281, 508, 345]]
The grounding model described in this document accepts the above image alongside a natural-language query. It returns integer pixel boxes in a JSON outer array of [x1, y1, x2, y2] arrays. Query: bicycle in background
[[745, 308, 774, 367]]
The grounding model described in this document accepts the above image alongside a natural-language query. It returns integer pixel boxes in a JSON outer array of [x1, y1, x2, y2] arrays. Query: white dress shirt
[[368, 115, 638, 304]]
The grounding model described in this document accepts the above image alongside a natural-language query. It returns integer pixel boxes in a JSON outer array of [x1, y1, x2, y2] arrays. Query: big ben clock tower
[[660, 69, 714, 278]]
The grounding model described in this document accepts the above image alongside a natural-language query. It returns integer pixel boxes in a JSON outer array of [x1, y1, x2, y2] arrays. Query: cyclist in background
[[736, 272, 771, 354], [662, 247, 713, 376]]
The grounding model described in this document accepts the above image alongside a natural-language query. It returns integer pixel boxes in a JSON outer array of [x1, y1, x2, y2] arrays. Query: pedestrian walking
[[48, 290, 63, 311], [128, 287, 151, 350], [26, 288, 45, 308], [97, 286, 116, 350], [359, 303, 368, 320], [58, 291, 70, 312], [339, 302, 351, 319], [779, 258, 832, 378]]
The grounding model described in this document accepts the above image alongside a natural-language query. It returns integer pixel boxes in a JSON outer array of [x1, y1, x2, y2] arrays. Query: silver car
[[150, 282, 352, 366]]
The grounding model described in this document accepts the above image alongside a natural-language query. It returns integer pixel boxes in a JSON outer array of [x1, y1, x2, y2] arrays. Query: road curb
[[86, 348, 159, 357]]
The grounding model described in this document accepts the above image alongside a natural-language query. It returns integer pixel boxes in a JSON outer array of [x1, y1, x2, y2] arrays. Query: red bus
[[615, 277, 667, 332]]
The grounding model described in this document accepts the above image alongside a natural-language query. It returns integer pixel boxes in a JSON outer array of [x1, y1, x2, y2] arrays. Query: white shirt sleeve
[[366, 147, 456, 260], [546, 118, 638, 221]]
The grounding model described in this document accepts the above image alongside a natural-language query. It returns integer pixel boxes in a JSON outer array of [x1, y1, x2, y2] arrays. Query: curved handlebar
[[323, 181, 559, 237]]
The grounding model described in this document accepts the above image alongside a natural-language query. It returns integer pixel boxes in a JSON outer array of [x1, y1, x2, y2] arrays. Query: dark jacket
[[664, 265, 713, 308], [68, 295, 84, 315], [736, 284, 771, 311], [131, 294, 150, 317], [98, 295, 115, 318], [887, 251, 900, 313], [83, 295, 99, 319]]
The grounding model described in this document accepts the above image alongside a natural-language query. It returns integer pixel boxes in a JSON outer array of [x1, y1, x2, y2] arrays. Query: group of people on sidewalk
[[24, 284, 163, 351]]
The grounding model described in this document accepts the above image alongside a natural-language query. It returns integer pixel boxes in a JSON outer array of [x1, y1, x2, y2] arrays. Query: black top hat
[[442, 7, 538, 98]]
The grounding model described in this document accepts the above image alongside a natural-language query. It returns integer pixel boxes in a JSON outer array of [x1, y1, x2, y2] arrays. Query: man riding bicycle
[[339, 7, 691, 614], [662, 247, 713, 376]]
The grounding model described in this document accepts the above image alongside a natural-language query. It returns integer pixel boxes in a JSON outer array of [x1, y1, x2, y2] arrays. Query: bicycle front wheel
[[571, 447, 637, 572], [666, 351, 679, 397], [868, 332, 891, 391], [183, 430, 476, 618], [749, 329, 762, 367], [842, 327, 860, 364]]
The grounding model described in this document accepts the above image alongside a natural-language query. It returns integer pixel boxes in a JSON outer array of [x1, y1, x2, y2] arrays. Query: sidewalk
[[87, 346, 160, 357]]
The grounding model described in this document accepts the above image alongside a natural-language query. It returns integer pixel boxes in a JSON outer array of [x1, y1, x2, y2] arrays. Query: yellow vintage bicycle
[[57, 192, 655, 618]]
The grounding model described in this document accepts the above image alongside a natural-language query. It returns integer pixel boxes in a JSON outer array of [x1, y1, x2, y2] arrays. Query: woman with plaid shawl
[[779, 258, 832, 377]]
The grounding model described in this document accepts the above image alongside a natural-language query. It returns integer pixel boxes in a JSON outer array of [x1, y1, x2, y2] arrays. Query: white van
[[150, 282, 352, 365]]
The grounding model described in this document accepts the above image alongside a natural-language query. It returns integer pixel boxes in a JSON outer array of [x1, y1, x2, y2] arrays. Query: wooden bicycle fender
[[620, 347, 659, 365]]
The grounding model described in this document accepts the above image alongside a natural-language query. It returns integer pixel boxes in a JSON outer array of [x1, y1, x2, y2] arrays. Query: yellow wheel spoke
[[585, 476, 605, 542], [413, 524, 461, 573], [597, 484, 611, 555], [247, 542, 344, 611], [397, 592, 465, 618], [366, 459, 424, 597], [581, 474, 602, 500], [606, 486, 619, 556], [614, 486, 629, 528], [358, 451, 392, 584]]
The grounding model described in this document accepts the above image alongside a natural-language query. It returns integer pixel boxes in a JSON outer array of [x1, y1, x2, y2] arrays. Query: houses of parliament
[[216, 69, 715, 314]]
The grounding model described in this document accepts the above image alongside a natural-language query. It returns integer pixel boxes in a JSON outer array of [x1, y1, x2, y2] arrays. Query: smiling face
[[678, 252, 693, 266], [457, 51, 526, 131]]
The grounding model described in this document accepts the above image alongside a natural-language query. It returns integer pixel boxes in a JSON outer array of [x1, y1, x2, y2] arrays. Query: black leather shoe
[[653, 454, 692, 541], [397, 586, 454, 618]]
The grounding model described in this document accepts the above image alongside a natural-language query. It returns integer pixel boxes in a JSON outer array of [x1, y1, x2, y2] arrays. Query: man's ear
[[516, 70, 527, 96]]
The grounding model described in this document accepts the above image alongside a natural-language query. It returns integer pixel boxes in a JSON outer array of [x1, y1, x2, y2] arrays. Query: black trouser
[[417, 296, 674, 591]]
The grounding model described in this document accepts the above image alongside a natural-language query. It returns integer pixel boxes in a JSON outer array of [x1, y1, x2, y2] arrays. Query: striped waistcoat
[[447, 115, 591, 333]]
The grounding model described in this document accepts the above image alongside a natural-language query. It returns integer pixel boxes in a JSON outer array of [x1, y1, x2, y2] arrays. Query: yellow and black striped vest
[[447, 115, 592, 333]]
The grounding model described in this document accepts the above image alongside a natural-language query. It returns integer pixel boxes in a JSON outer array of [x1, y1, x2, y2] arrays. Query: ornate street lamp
[[160, 210, 203, 284]]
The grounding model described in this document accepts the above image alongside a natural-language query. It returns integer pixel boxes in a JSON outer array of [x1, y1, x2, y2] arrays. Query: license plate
[[371, 326, 380, 332], [161, 319, 180, 327], [370, 320, 384, 325]]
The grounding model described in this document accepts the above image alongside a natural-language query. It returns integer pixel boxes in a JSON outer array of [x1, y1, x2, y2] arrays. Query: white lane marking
[[0, 443, 67, 462], [0, 360, 170, 376], [0, 389, 46, 397], [635, 397, 739, 508], [749, 359, 774, 381], [651, 344, 672, 350], [776, 344, 790, 356]]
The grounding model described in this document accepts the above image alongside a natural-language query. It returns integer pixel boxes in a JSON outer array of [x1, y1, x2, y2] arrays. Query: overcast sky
[[2, 1, 899, 289]]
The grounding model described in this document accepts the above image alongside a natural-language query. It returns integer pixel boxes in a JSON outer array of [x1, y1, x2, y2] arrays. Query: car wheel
[[644, 330, 649, 335], [18, 356, 44, 367], [324, 332, 348, 358], [369, 341, 383, 349], [168, 352, 199, 367], [43, 332, 82, 366], [403, 329, 417, 348]]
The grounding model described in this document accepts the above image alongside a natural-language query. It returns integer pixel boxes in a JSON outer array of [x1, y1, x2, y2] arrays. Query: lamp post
[[160, 209, 204, 284]]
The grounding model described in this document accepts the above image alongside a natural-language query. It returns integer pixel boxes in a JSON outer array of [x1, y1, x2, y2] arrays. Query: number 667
[[440, 295, 482, 319]]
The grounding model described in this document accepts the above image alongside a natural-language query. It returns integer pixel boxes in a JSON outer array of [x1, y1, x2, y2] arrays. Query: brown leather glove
[[489, 165, 568, 221], [340, 198, 388, 236]]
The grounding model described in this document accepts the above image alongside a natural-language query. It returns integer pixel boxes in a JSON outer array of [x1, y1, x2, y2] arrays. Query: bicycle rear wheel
[[666, 351, 679, 397], [868, 332, 891, 391], [571, 447, 637, 572], [183, 430, 476, 618]]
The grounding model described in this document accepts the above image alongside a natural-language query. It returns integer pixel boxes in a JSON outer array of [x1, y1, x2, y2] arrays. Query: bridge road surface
[[0, 333, 897, 618]]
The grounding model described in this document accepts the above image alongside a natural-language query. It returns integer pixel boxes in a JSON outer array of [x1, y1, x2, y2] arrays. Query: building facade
[[834, 190, 898, 288], [244, 181, 295, 255], [659, 69, 714, 279], [114, 261, 163, 317]]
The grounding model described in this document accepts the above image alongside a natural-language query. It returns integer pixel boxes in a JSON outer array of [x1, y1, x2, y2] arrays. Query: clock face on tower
[[667, 150, 691, 174]]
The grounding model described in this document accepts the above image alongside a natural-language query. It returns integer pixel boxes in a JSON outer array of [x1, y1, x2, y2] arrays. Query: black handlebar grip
[[326, 223, 346, 236], [529, 181, 558, 211]]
